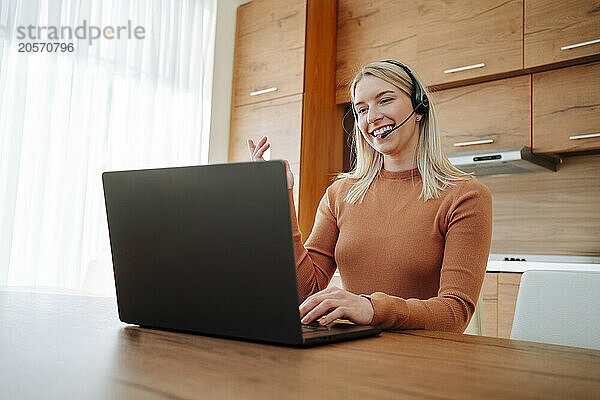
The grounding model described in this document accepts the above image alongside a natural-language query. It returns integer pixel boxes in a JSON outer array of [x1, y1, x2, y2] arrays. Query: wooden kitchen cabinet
[[229, 0, 341, 241], [232, 0, 306, 107], [335, 0, 600, 104], [335, 0, 523, 102], [335, 0, 419, 104], [416, 0, 523, 87], [482, 272, 522, 338], [229, 95, 303, 208], [481, 273, 498, 337], [533, 62, 600, 153], [432, 75, 531, 155], [498, 273, 522, 339], [525, 0, 600, 69]]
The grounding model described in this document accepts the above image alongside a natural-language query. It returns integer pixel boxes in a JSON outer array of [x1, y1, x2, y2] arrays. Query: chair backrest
[[511, 270, 600, 350]]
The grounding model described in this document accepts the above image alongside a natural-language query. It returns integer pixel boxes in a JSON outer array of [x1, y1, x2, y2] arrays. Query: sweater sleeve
[[288, 187, 339, 303], [368, 181, 493, 332]]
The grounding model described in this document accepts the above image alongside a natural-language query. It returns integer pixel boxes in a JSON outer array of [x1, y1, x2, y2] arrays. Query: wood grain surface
[[298, 0, 341, 242], [335, 0, 419, 103], [533, 62, 600, 153], [482, 272, 499, 337], [498, 272, 522, 339], [335, 0, 600, 97], [232, 0, 306, 107], [431, 74, 531, 155], [525, 0, 600, 68], [229, 0, 340, 237], [2, 290, 600, 399], [416, 0, 523, 86], [478, 153, 600, 256], [0, 291, 600, 400], [228, 94, 303, 209]]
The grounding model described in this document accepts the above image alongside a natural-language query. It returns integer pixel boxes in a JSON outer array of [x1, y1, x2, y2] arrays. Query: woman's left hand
[[299, 286, 375, 326]]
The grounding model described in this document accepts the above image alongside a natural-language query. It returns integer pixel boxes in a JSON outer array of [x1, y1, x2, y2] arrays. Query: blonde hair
[[338, 61, 469, 203]]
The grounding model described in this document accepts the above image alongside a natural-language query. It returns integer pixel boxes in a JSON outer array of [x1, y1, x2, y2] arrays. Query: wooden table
[[1, 290, 599, 399]]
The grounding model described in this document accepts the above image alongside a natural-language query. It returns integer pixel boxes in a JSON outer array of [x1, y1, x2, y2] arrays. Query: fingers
[[299, 287, 375, 325], [299, 286, 336, 317], [299, 286, 344, 323], [247, 136, 269, 161], [247, 139, 255, 158], [300, 298, 340, 325], [254, 142, 270, 159], [318, 307, 346, 326], [255, 136, 267, 148]]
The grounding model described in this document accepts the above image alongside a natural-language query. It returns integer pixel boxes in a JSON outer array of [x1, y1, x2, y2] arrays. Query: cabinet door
[[482, 273, 498, 337], [432, 75, 531, 155], [229, 95, 303, 208], [525, 0, 600, 69], [498, 273, 522, 339], [335, 0, 419, 104], [233, 0, 306, 107], [416, 0, 523, 87], [533, 62, 600, 153]]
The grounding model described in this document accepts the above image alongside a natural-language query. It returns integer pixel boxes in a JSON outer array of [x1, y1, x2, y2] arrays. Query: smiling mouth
[[371, 124, 395, 138]]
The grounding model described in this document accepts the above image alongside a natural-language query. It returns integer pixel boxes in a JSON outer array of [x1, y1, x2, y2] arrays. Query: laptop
[[102, 160, 381, 347]]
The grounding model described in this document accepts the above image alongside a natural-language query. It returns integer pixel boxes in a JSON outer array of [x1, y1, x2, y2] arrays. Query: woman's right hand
[[247, 136, 294, 189]]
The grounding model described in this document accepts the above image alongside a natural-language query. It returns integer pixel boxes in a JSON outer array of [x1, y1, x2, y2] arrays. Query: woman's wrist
[[360, 294, 375, 325]]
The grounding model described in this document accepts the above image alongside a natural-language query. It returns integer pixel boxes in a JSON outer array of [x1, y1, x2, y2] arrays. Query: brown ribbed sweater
[[289, 168, 492, 332]]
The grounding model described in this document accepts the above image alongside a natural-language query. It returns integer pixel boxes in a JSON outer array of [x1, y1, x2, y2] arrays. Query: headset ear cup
[[382, 59, 429, 117], [415, 96, 429, 115]]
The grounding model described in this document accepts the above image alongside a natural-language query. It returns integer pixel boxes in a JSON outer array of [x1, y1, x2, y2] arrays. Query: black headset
[[382, 60, 429, 116], [351, 60, 429, 121]]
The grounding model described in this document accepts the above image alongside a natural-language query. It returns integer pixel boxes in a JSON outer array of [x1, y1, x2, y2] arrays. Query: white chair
[[511, 270, 600, 350]]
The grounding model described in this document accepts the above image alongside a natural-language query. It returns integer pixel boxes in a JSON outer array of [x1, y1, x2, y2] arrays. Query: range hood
[[447, 146, 560, 176]]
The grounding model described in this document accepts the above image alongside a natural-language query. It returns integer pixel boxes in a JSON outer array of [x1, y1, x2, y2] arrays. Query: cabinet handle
[[444, 63, 485, 74], [250, 87, 277, 97], [561, 39, 600, 51], [569, 133, 600, 140], [453, 139, 494, 147]]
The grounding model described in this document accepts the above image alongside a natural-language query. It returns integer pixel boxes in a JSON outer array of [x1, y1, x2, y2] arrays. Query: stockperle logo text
[[17, 20, 145, 45]]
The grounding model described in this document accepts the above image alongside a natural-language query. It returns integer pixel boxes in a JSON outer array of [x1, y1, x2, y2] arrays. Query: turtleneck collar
[[378, 167, 420, 180]]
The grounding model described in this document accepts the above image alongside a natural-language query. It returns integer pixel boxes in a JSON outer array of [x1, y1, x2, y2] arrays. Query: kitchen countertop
[[332, 260, 600, 277], [486, 261, 600, 273]]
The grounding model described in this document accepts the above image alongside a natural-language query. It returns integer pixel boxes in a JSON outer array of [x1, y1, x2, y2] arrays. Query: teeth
[[372, 125, 394, 137]]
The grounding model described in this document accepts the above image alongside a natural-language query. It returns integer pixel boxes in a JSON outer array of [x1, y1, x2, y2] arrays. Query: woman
[[247, 61, 492, 332]]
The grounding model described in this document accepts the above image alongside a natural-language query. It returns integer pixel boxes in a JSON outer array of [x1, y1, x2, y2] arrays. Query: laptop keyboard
[[301, 322, 332, 333]]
